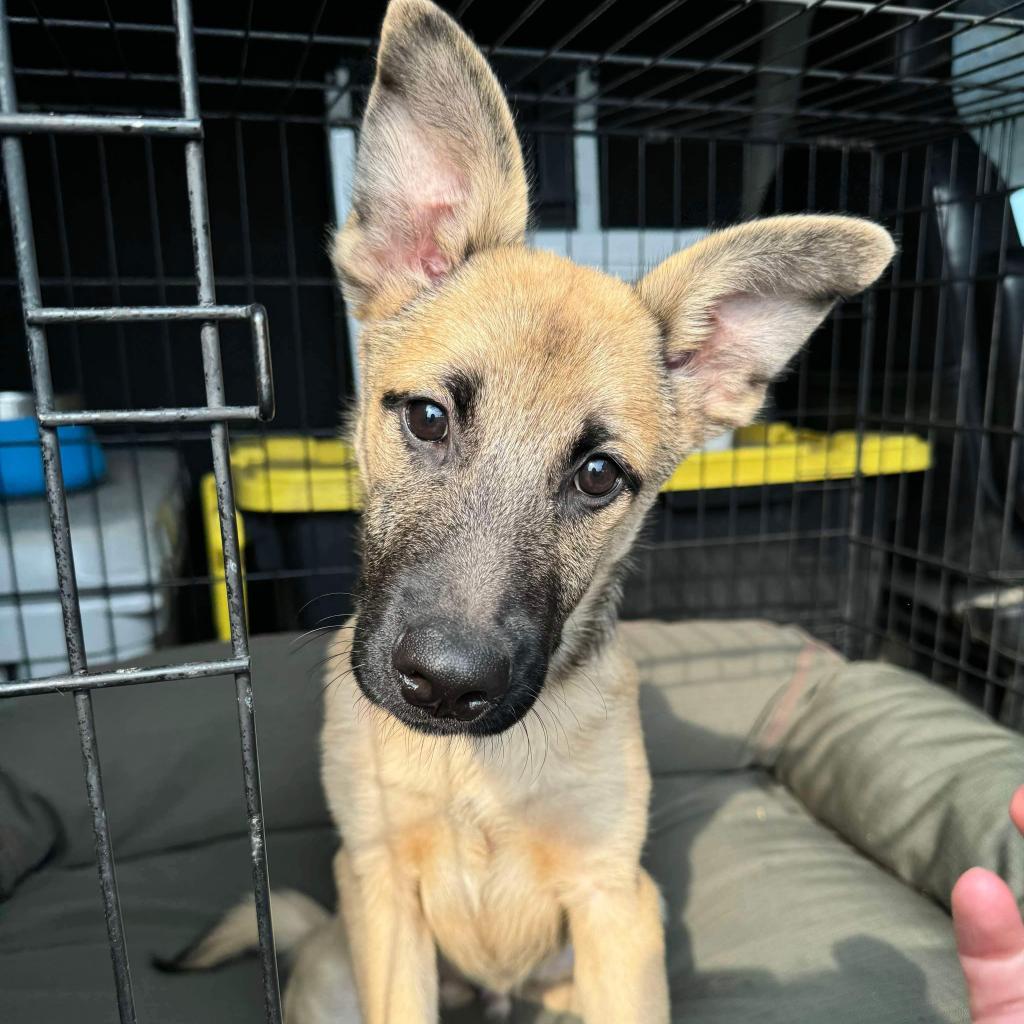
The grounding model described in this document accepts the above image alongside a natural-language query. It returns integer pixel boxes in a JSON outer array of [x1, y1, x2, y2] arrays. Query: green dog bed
[[1, 619, 1022, 1022]]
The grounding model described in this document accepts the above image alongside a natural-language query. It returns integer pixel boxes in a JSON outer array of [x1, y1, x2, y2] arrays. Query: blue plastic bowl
[[0, 417, 107, 498]]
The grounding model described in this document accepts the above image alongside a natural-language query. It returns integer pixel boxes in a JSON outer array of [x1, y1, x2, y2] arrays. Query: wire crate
[[2, 2, 1024, 1022]]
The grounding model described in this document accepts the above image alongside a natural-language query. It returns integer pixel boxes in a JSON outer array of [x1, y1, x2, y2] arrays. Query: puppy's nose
[[392, 622, 510, 722]]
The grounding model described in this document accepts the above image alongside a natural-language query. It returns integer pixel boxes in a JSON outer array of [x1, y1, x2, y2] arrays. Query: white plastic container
[[0, 448, 186, 678]]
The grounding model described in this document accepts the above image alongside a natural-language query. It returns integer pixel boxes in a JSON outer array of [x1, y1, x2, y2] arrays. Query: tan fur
[[179, 1, 893, 1020], [322, 624, 664, 1021]]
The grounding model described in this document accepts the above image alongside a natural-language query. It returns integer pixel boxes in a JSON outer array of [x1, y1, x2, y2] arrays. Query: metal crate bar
[[0, 111, 201, 136], [772, 0, 1024, 30], [31, 302, 275, 423], [171, 0, 283, 1017], [11, 9, 1023, 95], [0, 3, 136, 1018], [39, 405, 264, 425], [0, 657, 251, 699], [28, 302, 263, 322], [13, 16, 995, 96]]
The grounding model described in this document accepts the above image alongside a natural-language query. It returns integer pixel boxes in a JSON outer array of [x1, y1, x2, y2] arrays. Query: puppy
[[176, 1, 894, 1019]]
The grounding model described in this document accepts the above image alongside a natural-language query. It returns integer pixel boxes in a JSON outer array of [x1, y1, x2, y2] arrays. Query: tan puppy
[[176, 1, 894, 1019]]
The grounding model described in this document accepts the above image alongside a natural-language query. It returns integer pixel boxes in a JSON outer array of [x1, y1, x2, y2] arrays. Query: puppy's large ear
[[637, 215, 895, 447], [333, 0, 528, 322]]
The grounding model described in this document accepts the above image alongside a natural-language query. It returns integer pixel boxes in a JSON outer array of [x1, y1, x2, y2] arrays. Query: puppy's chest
[[404, 795, 568, 991]]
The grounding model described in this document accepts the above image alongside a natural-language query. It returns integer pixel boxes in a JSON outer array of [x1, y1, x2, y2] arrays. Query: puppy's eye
[[575, 455, 621, 497], [405, 399, 448, 442]]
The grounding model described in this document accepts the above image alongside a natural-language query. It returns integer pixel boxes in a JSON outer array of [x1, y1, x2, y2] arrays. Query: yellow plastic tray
[[214, 424, 931, 514], [225, 434, 363, 513], [663, 423, 932, 491], [201, 424, 931, 639]]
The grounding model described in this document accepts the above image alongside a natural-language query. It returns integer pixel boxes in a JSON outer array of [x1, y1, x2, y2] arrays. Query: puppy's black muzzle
[[353, 508, 564, 735]]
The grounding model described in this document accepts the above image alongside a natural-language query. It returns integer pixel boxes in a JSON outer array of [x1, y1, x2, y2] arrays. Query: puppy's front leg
[[568, 867, 669, 1024], [336, 848, 438, 1024]]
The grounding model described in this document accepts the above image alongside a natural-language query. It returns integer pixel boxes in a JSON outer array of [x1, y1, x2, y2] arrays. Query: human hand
[[953, 785, 1024, 1024]]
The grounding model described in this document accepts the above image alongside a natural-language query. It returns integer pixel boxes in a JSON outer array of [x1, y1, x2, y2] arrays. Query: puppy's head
[[334, 0, 894, 736]]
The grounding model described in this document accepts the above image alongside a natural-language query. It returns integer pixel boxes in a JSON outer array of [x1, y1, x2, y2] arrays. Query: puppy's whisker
[[289, 624, 359, 656], [569, 667, 609, 720], [310, 611, 358, 628], [293, 591, 359, 619], [516, 715, 534, 782]]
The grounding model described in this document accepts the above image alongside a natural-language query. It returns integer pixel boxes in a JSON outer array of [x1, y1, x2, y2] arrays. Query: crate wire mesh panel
[[2, 0, 1024, 1020], [0, 1, 283, 1022]]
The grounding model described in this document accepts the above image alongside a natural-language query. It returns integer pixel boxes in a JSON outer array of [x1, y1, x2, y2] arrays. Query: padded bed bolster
[[769, 660, 1024, 912]]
